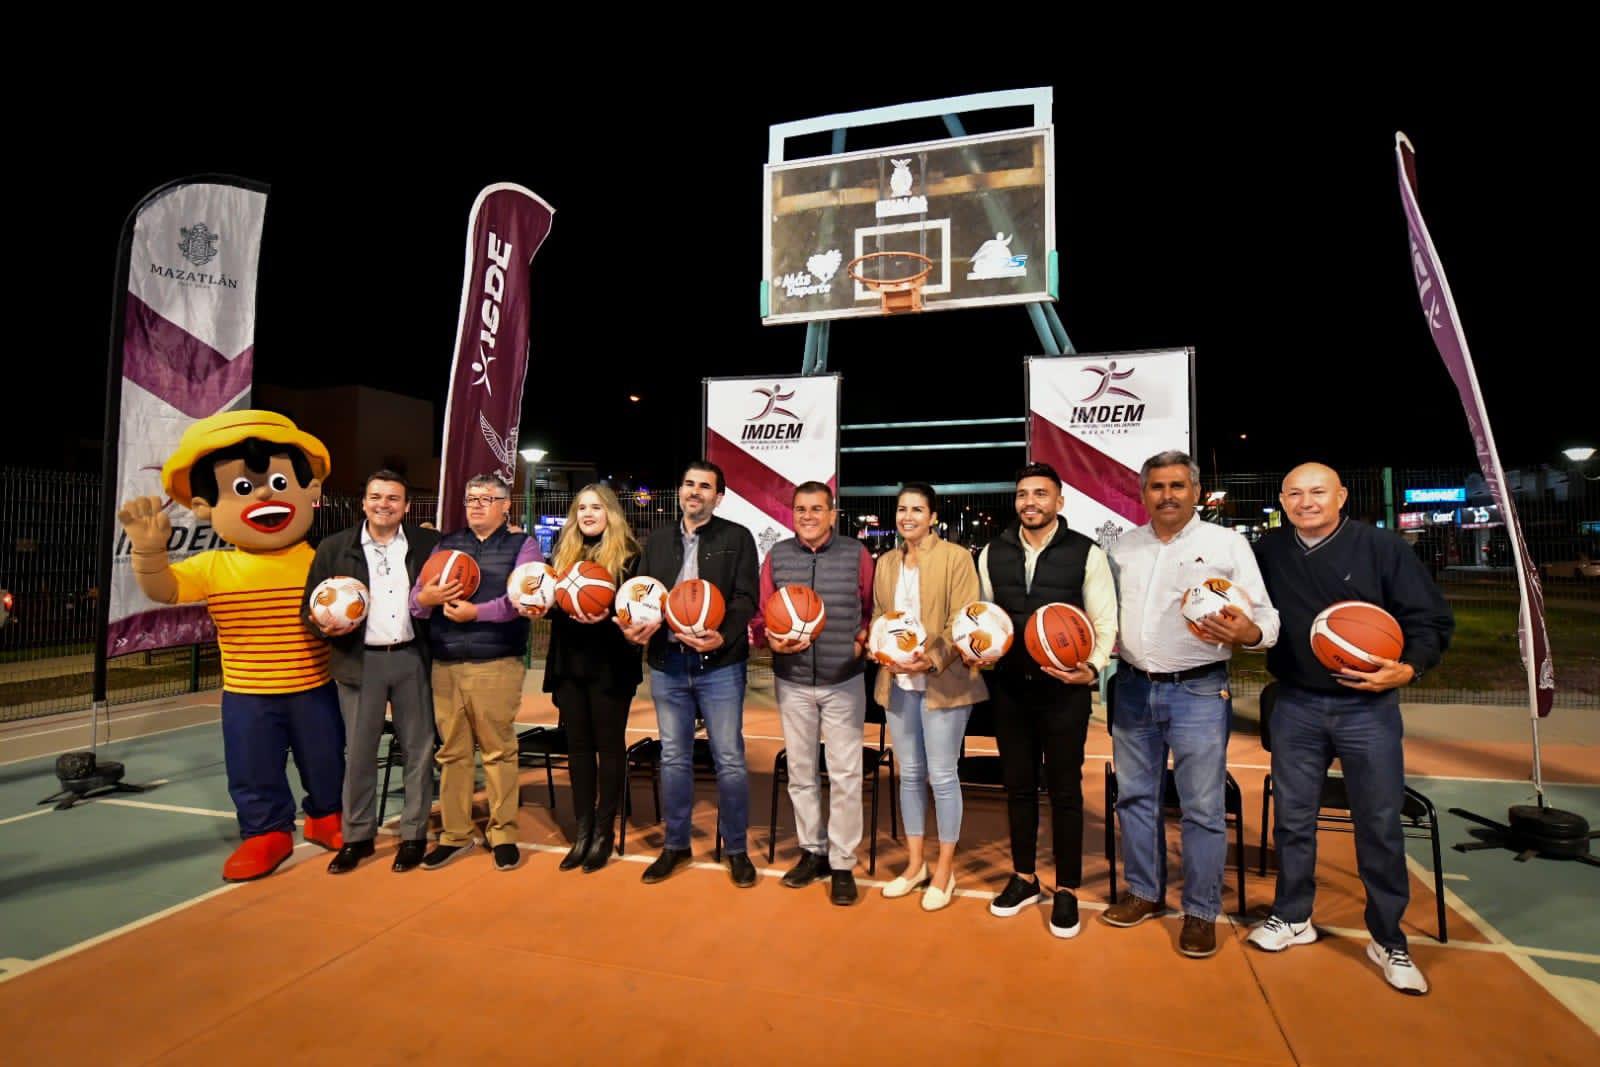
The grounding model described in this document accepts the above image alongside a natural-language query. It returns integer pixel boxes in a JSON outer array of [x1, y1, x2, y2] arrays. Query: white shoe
[[1367, 941, 1430, 995], [921, 873, 957, 912], [881, 863, 930, 900], [1246, 915, 1319, 952]]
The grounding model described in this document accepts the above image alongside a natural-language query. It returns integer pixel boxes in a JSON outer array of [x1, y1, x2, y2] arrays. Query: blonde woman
[[873, 482, 986, 909], [526, 484, 642, 872]]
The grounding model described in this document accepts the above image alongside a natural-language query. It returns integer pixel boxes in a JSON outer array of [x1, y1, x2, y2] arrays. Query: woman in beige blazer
[[872, 483, 987, 909]]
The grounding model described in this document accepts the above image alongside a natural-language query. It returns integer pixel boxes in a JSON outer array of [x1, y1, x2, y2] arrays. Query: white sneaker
[[882, 863, 929, 900], [921, 873, 957, 912], [1367, 941, 1430, 995], [1246, 915, 1319, 952]]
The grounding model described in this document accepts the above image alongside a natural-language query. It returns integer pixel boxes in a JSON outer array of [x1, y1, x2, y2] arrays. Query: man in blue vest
[[409, 473, 543, 873], [975, 463, 1118, 939], [759, 482, 874, 905]]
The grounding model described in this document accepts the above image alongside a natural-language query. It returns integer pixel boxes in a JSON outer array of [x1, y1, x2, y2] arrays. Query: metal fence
[[1, 465, 1592, 724]]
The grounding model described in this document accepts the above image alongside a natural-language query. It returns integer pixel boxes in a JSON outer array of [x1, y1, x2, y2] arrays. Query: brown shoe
[[1179, 915, 1219, 958], [1101, 895, 1166, 928]]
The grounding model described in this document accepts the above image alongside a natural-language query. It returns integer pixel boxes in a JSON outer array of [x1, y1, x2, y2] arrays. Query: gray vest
[[767, 533, 865, 686]]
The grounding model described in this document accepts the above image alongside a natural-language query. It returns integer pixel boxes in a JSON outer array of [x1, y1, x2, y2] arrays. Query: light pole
[[1563, 446, 1598, 482], [520, 447, 547, 531]]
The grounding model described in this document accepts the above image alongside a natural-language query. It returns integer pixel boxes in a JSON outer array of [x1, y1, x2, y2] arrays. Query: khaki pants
[[432, 657, 524, 847]]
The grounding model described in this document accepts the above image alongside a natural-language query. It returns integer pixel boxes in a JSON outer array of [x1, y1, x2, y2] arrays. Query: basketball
[[869, 611, 926, 666], [951, 601, 1014, 664], [506, 562, 559, 611], [1311, 600, 1405, 673], [555, 560, 618, 619], [418, 549, 481, 599], [664, 578, 726, 637], [308, 576, 369, 633], [1180, 576, 1254, 641], [1024, 602, 1095, 670], [615, 575, 667, 626], [763, 584, 827, 642]]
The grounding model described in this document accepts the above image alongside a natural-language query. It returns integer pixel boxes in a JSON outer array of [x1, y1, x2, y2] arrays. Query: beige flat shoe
[[881, 863, 930, 899], [921, 873, 957, 911]]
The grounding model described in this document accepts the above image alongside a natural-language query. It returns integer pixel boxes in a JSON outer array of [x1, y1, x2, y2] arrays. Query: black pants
[[553, 680, 632, 828], [989, 671, 1093, 888]]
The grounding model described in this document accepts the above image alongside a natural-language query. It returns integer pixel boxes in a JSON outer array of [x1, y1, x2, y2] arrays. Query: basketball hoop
[[847, 251, 934, 314]]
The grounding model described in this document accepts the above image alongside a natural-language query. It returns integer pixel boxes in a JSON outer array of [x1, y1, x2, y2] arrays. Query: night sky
[[14, 58, 1588, 493]]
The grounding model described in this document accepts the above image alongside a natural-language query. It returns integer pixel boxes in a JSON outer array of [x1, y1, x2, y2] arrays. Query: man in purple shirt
[[409, 474, 544, 872]]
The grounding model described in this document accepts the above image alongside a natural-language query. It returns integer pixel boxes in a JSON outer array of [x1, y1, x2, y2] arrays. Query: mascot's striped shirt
[[168, 544, 331, 694]]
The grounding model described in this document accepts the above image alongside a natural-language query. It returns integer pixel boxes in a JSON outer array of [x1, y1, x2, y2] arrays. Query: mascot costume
[[118, 410, 345, 881]]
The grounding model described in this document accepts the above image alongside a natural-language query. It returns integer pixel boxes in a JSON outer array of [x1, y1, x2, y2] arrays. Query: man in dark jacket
[[1245, 463, 1453, 997], [621, 460, 760, 888], [305, 471, 439, 874]]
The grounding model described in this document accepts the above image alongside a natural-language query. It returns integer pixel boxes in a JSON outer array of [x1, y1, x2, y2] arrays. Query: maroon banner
[[1396, 133, 1554, 718], [437, 184, 554, 533]]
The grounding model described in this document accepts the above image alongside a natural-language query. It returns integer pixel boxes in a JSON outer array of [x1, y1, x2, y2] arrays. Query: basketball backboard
[[763, 126, 1055, 325]]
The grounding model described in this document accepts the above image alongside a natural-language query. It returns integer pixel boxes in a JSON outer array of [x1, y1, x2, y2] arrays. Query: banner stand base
[[1449, 803, 1600, 866]]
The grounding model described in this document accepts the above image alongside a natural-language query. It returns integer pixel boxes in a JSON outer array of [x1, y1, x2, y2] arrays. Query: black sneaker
[[1049, 890, 1082, 939], [326, 839, 375, 875], [421, 841, 475, 870], [727, 852, 758, 888], [391, 839, 427, 873], [781, 851, 830, 889], [640, 847, 693, 885], [493, 843, 521, 871], [988, 873, 1043, 917], [830, 869, 859, 906]]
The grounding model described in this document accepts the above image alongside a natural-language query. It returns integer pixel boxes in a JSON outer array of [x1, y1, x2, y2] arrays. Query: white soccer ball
[[951, 600, 1014, 663], [309, 576, 369, 633], [615, 575, 667, 627], [1180, 577, 1253, 641], [507, 562, 559, 611], [869, 611, 927, 666]]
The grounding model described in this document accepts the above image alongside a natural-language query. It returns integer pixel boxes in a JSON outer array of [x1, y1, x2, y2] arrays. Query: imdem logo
[[1071, 361, 1145, 434], [743, 384, 805, 445]]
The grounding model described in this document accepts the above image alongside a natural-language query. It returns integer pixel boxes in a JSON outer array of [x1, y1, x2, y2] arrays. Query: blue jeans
[[885, 687, 972, 844], [221, 682, 345, 839], [651, 655, 749, 853], [1270, 685, 1409, 950], [1112, 665, 1230, 921]]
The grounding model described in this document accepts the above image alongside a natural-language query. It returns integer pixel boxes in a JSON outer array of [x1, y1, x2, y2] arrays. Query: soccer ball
[[309, 576, 369, 633]]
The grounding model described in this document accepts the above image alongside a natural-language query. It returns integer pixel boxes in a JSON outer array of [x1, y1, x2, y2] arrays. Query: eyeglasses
[[464, 495, 508, 507]]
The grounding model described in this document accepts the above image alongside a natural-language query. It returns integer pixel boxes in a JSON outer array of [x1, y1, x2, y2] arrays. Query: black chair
[[518, 722, 657, 857], [1102, 671, 1248, 916], [956, 699, 1030, 792], [625, 717, 726, 860], [767, 666, 898, 874], [1256, 682, 1448, 942]]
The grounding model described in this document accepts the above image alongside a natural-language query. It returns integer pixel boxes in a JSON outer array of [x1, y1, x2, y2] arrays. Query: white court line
[[95, 798, 236, 820], [0, 842, 320, 985], [0, 808, 55, 828], [0, 712, 221, 768]]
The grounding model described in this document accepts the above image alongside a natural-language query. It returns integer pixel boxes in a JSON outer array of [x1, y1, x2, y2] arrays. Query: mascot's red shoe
[[222, 831, 295, 882], [303, 812, 343, 851]]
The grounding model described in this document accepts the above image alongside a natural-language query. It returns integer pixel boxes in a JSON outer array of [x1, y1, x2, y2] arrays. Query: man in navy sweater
[[1246, 463, 1453, 996]]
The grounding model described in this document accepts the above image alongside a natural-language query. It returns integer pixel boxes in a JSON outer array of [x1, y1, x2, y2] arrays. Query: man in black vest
[[409, 473, 543, 873], [1246, 462, 1452, 996], [974, 463, 1118, 939], [305, 471, 439, 874], [758, 482, 874, 905]]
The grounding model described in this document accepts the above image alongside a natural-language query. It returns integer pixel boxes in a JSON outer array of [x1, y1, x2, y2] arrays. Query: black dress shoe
[[391, 840, 427, 872], [582, 827, 615, 873], [561, 815, 595, 872], [727, 852, 758, 888], [830, 869, 859, 906], [327, 839, 375, 874], [641, 847, 693, 884], [781, 851, 830, 889]]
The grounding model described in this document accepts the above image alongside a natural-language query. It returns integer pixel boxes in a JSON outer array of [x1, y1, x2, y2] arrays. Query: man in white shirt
[[1101, 450, 1279, 957], [304, 471, 440, 874]]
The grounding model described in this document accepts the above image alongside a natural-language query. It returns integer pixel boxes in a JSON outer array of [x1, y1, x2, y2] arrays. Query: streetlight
[[1563, 446, 1598, 483], [520, 447, 547, 530]]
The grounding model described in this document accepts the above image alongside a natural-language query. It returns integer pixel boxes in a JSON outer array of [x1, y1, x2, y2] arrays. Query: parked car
[[1542, 553, 1600, 580]]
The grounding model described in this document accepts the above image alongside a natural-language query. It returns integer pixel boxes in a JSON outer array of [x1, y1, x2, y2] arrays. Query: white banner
[[1028, 349, 1194, 547], [106, 179, 268, 656], [703, 374, 841, 563]]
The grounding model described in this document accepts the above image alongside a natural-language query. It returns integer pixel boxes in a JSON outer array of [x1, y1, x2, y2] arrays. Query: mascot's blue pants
[[220, 682, 346, 838]]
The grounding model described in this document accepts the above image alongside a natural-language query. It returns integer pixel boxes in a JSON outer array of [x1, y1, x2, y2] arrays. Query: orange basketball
[[664, 579, 726, 638], [763, 584, 827, 642], [1310, 600, 1405, 673], [418, 549, 481, 599], [555, 560, 618, 619], [1024, 602, 1095, 670]]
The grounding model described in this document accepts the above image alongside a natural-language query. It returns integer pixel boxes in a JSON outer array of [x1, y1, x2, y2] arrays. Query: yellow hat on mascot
[[162, 410, 332, 503]]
